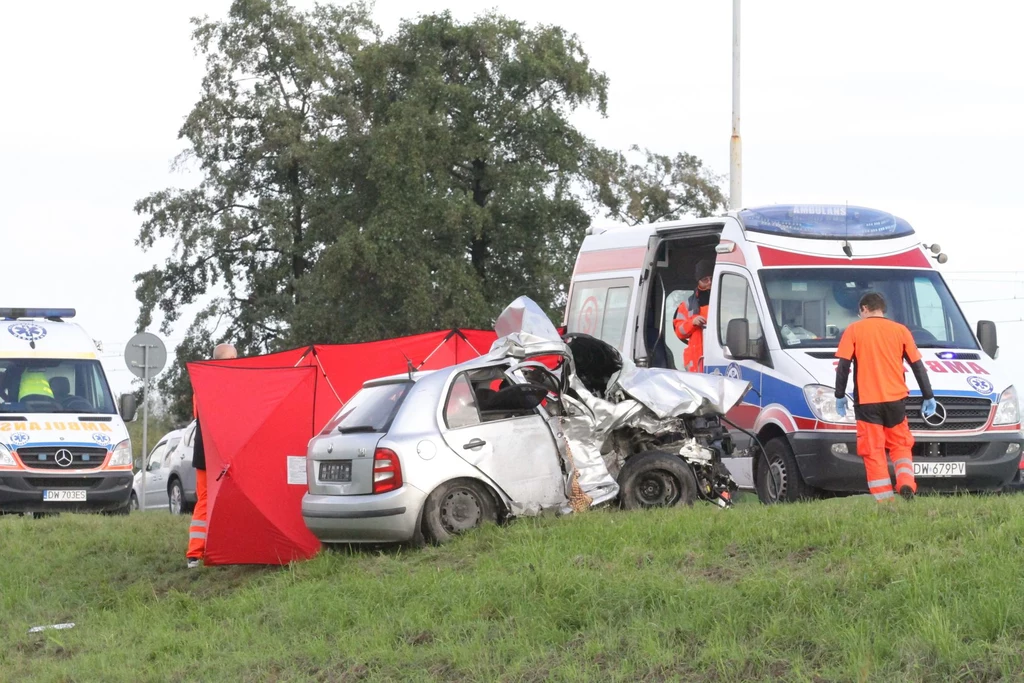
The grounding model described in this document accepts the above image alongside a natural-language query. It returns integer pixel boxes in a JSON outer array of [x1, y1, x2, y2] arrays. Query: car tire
[[755, 436, 818, 504], [617, 450, 698, 510], [130, 493, 139, 512], [168, 479, 185, 515], [422, 480, 498, 544]]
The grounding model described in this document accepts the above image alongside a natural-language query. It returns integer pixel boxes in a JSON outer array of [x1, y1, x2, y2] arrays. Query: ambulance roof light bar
[[0, 308, 77, 321], [738, 204, 915, 241]]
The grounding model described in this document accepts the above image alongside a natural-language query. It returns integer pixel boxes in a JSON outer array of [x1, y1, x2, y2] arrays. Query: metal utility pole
[[730, 0, 742, 210], [125, 332, 167, 512]]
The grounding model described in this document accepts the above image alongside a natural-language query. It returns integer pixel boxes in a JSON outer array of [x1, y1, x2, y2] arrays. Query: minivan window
[[761, 267, 977, 349], [320, 382, 412, 435], [0, 359, 116, 414]]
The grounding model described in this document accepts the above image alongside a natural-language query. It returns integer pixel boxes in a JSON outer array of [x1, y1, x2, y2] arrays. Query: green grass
[[4, 494, 1024, 682]]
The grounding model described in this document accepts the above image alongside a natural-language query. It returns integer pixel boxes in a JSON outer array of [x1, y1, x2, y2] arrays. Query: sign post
[[125, 333, 167, 511]]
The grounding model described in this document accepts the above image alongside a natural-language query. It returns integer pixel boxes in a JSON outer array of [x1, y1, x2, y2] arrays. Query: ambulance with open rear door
[[564, 205, 1023, 503]]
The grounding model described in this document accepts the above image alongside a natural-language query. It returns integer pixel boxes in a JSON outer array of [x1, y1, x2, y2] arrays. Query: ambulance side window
[[718, 274, 764, 355], [566, 278, 634, 348]]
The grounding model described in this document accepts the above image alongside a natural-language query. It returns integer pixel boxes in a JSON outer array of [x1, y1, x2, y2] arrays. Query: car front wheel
[[617, 451, 698, 509], [168, 480, 185, 515]]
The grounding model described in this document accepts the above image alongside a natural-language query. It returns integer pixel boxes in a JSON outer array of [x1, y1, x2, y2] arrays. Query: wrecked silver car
[[302, 297, 751, 545]]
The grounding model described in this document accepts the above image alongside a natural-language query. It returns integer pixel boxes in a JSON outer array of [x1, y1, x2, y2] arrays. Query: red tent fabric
[[186, 328, 497, 565], [190, 363, 321, 565]]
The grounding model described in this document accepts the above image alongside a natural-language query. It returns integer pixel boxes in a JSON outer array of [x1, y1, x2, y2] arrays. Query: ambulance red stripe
[[757, 247, 931, 269]]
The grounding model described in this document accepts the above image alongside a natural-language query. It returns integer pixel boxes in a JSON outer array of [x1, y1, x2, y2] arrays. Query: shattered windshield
[[760, 268, 977, 349], [0, 359, 116, 414]]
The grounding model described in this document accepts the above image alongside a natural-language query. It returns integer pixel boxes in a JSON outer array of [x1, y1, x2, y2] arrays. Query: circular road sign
[[124, 332, 167, 379]]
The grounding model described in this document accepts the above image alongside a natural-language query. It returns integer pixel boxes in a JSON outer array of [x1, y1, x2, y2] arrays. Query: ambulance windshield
[[0, 359, 117, 414], [760, 268, 977, 350]]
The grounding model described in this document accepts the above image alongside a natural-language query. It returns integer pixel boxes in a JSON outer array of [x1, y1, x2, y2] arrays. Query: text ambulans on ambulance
[[564, 205, 1023, 503], [0, 309, 139, 513]]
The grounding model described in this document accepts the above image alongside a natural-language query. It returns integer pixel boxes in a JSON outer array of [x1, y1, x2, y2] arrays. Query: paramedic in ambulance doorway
[[673, 258, 715, 373], [186, 342, 237, 569]]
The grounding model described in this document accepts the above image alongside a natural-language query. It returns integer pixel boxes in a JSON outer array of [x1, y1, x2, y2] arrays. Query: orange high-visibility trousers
[[186, 470, 208, 559], [856, 418, 916, 502]]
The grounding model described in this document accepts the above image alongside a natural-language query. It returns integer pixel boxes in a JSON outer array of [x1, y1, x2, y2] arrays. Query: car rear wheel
[[422, 480, 498, 544], [617, 451, 698, 509], [168, 480, 185, 515]]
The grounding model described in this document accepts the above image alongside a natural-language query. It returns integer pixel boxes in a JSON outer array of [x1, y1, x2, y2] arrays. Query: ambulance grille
[[23, 477, 103, 489], [911, 442, 984, 458], [905, 397, 991, 431], [16, 446, 108, 470]]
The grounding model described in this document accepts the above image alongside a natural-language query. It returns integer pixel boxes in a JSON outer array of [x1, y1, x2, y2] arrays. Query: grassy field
[[3, 494, 1024, 682]]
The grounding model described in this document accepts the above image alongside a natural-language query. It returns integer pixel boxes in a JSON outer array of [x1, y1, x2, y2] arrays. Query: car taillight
[[372, 448, 402, 494]]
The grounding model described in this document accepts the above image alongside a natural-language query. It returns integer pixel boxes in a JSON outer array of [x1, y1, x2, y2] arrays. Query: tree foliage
[[587, 145, 726, 225], [134, 0, 723, 422]]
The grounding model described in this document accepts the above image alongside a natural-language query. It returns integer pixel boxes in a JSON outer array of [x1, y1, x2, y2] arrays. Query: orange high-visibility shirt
[[836, 317, 922, 404]]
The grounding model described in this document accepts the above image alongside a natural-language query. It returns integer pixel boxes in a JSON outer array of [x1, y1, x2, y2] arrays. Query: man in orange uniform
[[187, 342, 237, 568], [834, 293, 936, 502], [673, 258, 714, 373]]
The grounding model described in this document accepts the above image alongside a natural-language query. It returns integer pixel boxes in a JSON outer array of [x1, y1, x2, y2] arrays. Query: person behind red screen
[[186, 342, 237, 569], [834, 292, 936, 502]]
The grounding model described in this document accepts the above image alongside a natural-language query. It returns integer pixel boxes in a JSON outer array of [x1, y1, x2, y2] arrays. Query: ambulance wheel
[[755, 437, 817, 504], [618, 451, 698, 510], [422, 479, 499, 544]]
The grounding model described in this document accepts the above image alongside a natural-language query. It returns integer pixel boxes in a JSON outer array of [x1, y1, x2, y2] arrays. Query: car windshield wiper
[[337, 425, 379, 434]]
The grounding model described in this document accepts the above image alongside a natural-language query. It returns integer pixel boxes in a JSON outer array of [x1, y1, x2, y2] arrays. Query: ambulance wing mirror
[[725, 319, 752, 360], [977, 320, 998, 359], [119, 394, 138, 422]]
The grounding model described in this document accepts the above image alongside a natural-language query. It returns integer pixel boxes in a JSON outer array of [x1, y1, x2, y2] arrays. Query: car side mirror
[[726, 319, 751, 359], [119, 394, 138, 422], [977, 320, 998, 359]]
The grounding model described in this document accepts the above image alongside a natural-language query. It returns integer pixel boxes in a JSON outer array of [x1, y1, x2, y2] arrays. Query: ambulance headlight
[[0, 443, 15, 468], [994, 386, 1020, 426], [110, 440, 133, 467], [803, 384, 855, 424]]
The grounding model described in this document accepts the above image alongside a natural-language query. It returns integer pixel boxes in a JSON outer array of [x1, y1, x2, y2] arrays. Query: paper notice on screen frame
[[287, 456, 307, 485]]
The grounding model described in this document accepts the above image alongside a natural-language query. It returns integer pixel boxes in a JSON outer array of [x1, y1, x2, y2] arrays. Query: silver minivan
[[164, 420, 198, 515], [131, 429, 182, 511]]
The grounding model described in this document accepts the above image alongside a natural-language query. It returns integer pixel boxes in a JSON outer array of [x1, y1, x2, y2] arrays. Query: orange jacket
[[673, 294, 707, 373]]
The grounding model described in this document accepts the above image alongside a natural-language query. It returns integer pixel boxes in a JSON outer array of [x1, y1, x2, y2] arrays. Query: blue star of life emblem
[[8, 323, 47, 342]]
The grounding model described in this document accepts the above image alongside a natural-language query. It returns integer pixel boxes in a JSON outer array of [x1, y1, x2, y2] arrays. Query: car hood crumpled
[[488, 297, 751, 516]]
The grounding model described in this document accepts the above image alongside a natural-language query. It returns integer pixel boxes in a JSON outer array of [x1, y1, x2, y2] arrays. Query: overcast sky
[[2, 0, 1023, 397]]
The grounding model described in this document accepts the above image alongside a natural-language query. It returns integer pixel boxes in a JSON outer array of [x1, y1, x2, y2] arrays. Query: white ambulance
[[0, 308, 139, 514], [564, 204, 1023, 503]]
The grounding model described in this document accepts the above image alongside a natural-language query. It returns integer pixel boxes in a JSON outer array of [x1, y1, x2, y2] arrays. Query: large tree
[[134, 1, 724, 421], [288, 11, 609, 343]]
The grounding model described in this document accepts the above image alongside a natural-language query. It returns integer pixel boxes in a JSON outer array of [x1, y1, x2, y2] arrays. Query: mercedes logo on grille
[[922, 402, 947, 428], [54, 449, 74, 468]]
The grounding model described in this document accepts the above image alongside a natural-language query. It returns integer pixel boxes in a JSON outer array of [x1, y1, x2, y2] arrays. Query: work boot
[[899, 485, 915, 501], [187, 558, 201, 569]]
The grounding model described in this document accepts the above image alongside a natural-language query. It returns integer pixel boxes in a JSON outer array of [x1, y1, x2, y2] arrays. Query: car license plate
[[320, 461, 352, 483], [43, 490, 87, 502], [914, 461, 965, 477]]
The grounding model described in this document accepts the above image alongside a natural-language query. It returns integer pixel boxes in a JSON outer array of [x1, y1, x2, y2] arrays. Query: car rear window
[[321, 382, 412, 435]]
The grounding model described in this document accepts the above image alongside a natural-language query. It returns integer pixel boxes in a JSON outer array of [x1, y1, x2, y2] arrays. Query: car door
[[142, 441, 169, 510], [440, 366, 566, 508], [177, 422, 197, 498]]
